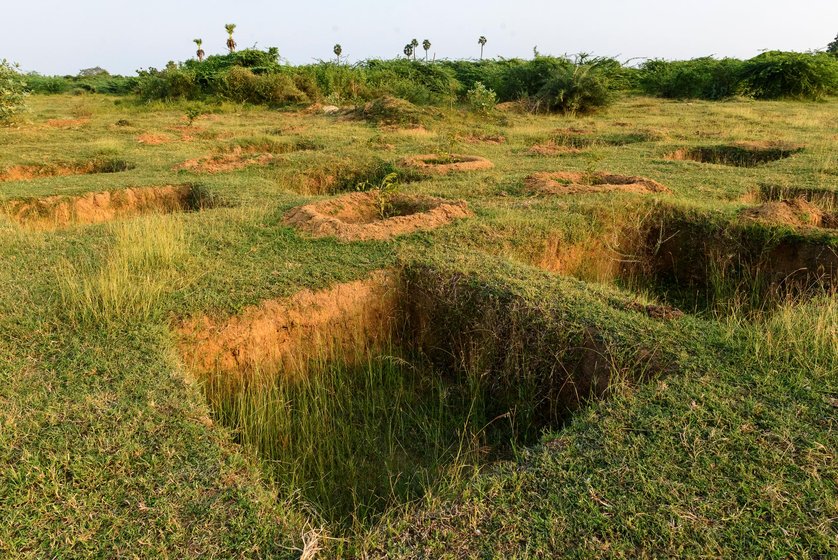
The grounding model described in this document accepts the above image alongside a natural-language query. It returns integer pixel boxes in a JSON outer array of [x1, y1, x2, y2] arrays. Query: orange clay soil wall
[[3, 185, 201, 230]]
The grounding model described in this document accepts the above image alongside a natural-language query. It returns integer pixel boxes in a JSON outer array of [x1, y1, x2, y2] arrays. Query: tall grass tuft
[[202, 347, 504, 530], [58, 215, 188, 325]]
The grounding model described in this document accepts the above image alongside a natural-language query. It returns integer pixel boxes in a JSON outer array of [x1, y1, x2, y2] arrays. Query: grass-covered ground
[[0, 94, 835, 558]]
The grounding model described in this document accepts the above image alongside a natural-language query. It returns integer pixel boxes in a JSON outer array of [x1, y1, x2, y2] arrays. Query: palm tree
[[422, 39, 431, 61], [225, 23, 237, 53], [828, 33, 838, 55], [194, 39, 205, 62], [404, 44, 414, 59], [410, 39, 419, 61], [333, 44, 342, 63], [478, 36, 487, 60]]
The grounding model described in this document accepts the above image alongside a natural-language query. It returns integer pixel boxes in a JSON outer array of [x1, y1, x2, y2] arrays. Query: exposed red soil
[[284, 191, 472, 241], [402, 154, 494, 174], [525, 172, 671, 195], [4, 185, 195, 229], [177, 270, 400, 379], [0, 161, 114, 182], [742, 198, 837, 229]]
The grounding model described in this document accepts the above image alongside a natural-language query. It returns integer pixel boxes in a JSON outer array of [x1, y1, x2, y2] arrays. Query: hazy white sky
[[3, 0, 837, 75]]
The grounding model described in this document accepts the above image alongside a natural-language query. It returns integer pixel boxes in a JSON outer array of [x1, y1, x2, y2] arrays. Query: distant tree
[[478, 36, 487, 60], [410, 38, 419, 61], [828, 33, 838, 55], [194, 38, 205, 62], [78, 67, 109, 77], [422, 39, 431, 61], [225, 23, 237, 53], [404, 44, 414, 59], [333, 43, 342, 63]]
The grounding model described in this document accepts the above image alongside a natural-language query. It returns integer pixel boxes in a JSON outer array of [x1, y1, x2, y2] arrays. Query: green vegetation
[[638, 51, 838, 100], [0, 86, 835, 558], [0, 60, 29, 121]]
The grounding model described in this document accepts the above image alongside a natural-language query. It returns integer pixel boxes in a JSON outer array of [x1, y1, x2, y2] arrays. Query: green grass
[[0, 93, 835, 557]]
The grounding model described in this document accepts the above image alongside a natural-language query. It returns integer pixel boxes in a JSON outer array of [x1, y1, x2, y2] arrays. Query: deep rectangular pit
[[177, 268, 657, 530]]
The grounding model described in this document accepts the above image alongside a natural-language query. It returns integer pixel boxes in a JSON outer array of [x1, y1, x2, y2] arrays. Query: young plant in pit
[[356, 172, 400, 219]]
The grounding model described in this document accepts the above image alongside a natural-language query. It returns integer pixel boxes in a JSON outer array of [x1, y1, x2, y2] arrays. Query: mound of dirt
[[742, 198, 837, 229], [176, 148, 275, 174], [284, 192, 472, 241], [528, 142, 583, 156], [402, 154, 494, 174], [669, 142, 803, 167], [4, 184, 209, 229], [525, 172, 671, 195], [352, 96, 426, 126], [177, 271, 400, 379]]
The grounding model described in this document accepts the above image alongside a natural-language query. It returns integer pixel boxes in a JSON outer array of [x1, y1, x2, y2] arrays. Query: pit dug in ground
[[533, 203, 837, 315], [283, 191, 472, 241], [176, 138, 319, 174], [525, 171, 671, 195], [177, 267, 662, 531], [668, 142, 803, 167], [3, 184, 222, 229], [402, 154, 494, 174], [0, 157, 135, 182]]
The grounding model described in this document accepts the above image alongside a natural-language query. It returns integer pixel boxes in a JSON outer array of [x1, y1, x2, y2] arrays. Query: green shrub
[[739, 51, 838, 100], [638, 57, 744, 99], [466, 81, 497, 113], [534, 59, 614, 115], [0, 60, 28, 122], [219, 67, 309, 106]]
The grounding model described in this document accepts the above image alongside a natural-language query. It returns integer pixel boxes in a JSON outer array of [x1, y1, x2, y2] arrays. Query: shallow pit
[[283, 191, 472, 241], [3, 183, 223, 229], [297, 158, 425, 195], [668, 142, 803, 167], [525, 171, 671, 195], [176, 138, 319, 174], [0, 157, 135, 182], [402, 154, 494, 174]]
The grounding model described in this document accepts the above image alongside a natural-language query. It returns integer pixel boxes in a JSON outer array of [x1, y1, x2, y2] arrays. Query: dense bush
[[0, 60, 28, 122], [638, 52, 838, 101], [739, 51, 838, 100], [533, 58, 615, 114], [638, 57, 744, 99]]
